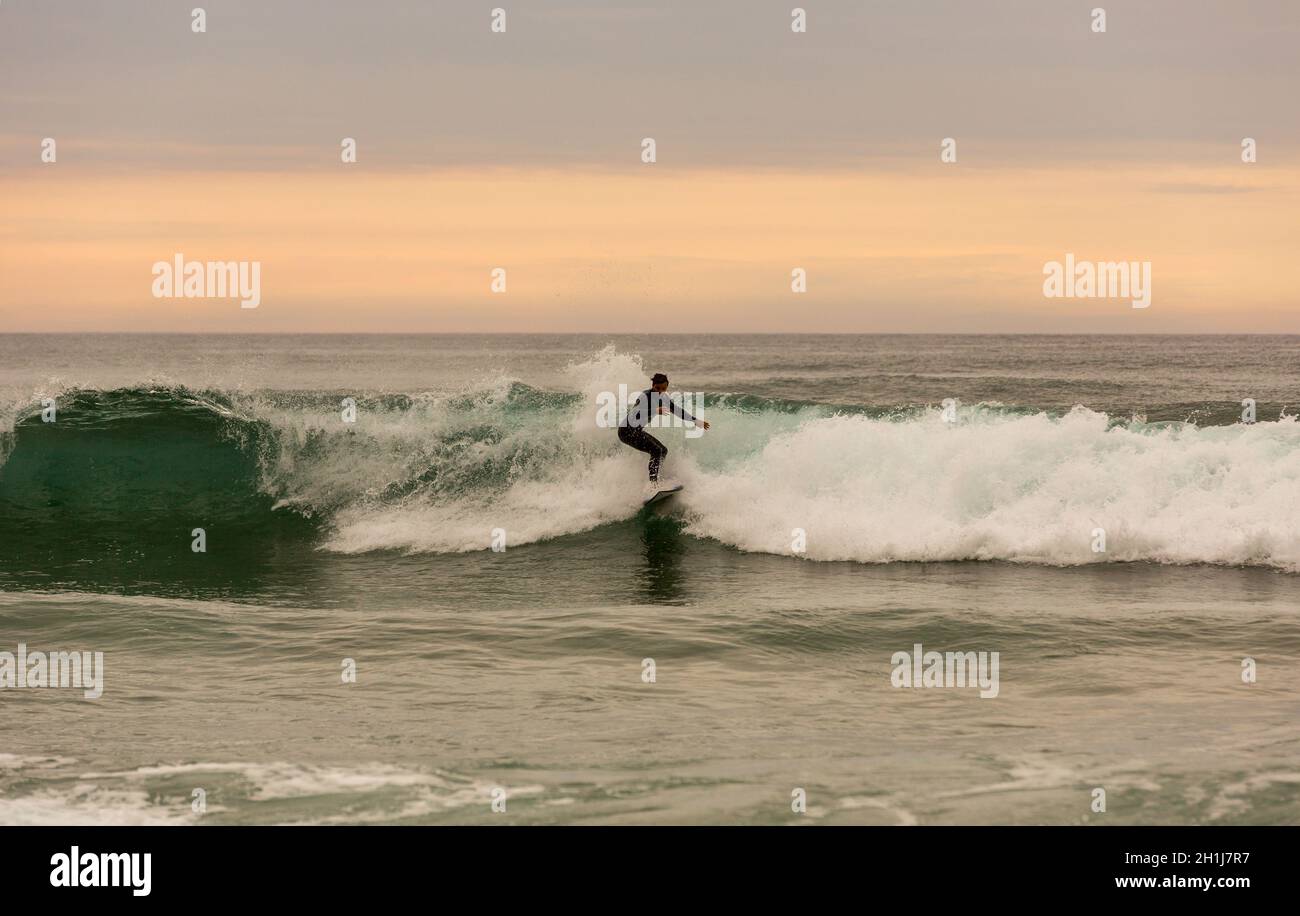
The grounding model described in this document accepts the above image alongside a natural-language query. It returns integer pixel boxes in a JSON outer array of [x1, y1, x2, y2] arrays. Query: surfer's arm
[[662, 397, 709, 429], [658, 397, 695, 423]]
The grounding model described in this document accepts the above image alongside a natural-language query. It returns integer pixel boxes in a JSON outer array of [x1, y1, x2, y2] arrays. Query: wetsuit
[[618, 389, 697, 482]]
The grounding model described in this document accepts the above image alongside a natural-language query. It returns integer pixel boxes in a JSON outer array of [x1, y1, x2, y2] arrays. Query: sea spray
[[684, 406, 1300, 571]]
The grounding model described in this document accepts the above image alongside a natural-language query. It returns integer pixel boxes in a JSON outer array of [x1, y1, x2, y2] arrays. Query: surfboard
[[643, 484, 683, 507]]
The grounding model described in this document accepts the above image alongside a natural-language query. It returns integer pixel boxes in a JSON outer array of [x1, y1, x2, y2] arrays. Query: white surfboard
[[643, 484, 684, 507]]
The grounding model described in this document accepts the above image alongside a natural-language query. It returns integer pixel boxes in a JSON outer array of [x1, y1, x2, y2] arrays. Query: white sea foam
[[1, 759, 529, 825], [301, 346, 1299, 571], [0, 783, 196, 826], [0, 753, 77, 770], [686, 407, 1300, 571], [312, 347, 659, 553]]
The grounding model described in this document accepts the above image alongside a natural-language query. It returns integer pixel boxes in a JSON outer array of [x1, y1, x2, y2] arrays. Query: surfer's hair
[[651, 373, 669, 384]]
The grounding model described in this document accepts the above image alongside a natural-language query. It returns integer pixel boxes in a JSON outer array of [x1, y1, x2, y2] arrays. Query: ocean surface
[[1, 334, 1298, 825]]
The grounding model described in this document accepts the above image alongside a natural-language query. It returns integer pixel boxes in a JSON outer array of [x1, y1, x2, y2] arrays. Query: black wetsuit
[[618, 389, 697, 482]]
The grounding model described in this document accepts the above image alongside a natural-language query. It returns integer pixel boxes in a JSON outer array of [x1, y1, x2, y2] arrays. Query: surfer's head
[[650, 372, 669, 392]]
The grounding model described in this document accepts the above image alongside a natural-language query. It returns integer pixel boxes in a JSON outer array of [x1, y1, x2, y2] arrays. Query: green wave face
[[0, 387, 318, 595], [0, 381, 601, 597]]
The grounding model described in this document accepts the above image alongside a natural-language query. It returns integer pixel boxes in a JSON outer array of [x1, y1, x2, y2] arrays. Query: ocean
[[1, 333, 1297, 825]]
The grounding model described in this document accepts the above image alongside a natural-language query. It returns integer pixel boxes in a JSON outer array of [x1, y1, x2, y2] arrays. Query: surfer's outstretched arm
[[671, 397, 709, 430], [654, 394, 710, 430], [661, 396, 696, 423]]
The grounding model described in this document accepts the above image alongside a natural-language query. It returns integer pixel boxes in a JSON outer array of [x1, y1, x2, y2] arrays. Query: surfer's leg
[[642, 432, 667, 482], [618, 427, 668, 482]]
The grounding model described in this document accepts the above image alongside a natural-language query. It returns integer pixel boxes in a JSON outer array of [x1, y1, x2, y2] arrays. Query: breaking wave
[[1, 347, 1296, 572]]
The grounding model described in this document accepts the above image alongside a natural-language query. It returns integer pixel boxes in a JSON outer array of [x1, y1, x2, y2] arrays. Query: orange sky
[[2, 2, 1298, 333], [2, 158, 1296, 332]]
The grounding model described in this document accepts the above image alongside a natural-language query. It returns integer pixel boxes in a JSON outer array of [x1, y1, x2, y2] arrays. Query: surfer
[[618, 372, 709, 485]]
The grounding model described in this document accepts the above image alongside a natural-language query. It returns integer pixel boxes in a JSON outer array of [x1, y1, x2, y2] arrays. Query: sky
[[1, 0, 1297, 332]]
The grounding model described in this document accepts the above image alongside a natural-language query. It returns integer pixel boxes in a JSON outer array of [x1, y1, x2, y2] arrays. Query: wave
[[1, 347, 1297, 572], [686, 405, 1300, 572], [0, 755, 525, 825]]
